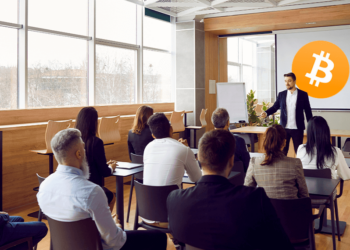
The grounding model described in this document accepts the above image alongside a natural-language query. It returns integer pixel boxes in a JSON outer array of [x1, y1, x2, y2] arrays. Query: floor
[[7, 181, 350, 250]]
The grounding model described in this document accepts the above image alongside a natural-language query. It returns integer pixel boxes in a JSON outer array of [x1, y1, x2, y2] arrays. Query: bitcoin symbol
[[305, 51, 334, 87]]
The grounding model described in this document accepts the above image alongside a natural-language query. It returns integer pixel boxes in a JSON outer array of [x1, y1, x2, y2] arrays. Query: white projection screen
[[276, 27, 350, 110]]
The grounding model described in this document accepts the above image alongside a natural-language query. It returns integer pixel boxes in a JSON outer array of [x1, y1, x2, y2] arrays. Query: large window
[[143, 16, 172, 103], [0, 1, 174, 110], [0, 27, 17, 109], [96, 45, 136, 104], [227, 35, 275, 103]]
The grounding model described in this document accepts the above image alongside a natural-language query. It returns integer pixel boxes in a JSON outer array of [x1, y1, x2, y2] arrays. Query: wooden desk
[[231, 126, 350, 157]]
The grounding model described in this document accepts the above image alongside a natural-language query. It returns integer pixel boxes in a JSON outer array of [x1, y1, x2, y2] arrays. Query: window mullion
[[88, 0, 96, 106], [18, 0, 28, 109]]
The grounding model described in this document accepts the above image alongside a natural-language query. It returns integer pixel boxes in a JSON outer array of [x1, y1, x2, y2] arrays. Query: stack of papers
[[115, 162, 142, 169]]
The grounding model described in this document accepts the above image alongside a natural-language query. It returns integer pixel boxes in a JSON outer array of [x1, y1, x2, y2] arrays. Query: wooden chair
[[98, 116, 121, 146], [30, 120, 71, 174], [185, 109, 207, 148], [47, 216, 103, 250], [0, 237, 33, 250], [170, 111, 185, 133]]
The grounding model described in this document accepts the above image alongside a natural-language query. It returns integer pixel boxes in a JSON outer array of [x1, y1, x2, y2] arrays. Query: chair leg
[[193, 130, 197, 149], [133, 202, 139, 230], [126, 175, 134, 223], [330, 202, 336, 250], [38, 209, 43, 222], [334, 199, 341, 241]]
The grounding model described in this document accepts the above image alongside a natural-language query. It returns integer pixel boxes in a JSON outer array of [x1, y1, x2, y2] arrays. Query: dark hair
[[198, 130, 236, 174], [262, 124, 286, 165], [284, 72, 296, 81], [211, 108, 229, 128], [75, 107, 98, 145], [132, 105, 154, 135], [304, 116, 335, 169], [147, 113, 171, 139]]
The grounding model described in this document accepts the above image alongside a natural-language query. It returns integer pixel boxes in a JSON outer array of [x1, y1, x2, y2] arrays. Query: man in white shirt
[[144, 112, 202, 188], [37, 128, 167, 250], [262, 72, 312, 155]]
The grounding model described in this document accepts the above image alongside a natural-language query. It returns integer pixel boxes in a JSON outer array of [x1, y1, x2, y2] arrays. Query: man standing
[[262, 72, 312, 155]]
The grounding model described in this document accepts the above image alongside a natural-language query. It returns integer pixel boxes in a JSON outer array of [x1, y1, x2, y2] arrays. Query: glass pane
[[96, 45, 136, 105], [28, 32, 87, 108], [143, 50, 171, 103], [29, 0, 88, 35], [0, 27, 17, 109], [242, 39, 254, 65], [0, 0, 17, 23], [228, 65, 240, 83], [227, 37, 239, 63], [144, 17, 171, 51], [96, 0, 136, 44], [243, 66, 253, 94]]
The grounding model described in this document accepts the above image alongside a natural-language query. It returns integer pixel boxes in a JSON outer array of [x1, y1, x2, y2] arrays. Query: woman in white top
[[297, 116, 350, 180]]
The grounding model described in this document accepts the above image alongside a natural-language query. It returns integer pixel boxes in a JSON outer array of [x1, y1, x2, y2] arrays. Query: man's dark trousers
[[283, 129, 304, 155]]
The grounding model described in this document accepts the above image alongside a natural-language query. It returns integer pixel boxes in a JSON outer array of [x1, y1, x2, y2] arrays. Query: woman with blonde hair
[[128, 105, 154, 159], [244, 124, 309, 199]]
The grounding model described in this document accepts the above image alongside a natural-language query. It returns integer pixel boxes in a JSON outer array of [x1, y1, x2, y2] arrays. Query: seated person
[[297, 116, 350, 180], [37, 128, 167, 250], [0, 212, 47, 250], [75, 107, 117, 206], [144, 112, 202, 188], [244, 124, 309, 199], [128, 105, 154, 160], [211, 108, 250, 172], [167, 130, 293, 250]]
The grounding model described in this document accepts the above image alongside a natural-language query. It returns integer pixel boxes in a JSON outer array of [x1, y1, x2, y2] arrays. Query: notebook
[[115, 162, 142, 169]]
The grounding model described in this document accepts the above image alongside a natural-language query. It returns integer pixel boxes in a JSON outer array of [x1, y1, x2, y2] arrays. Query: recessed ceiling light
[[306, 22, 316, 24], [233, 28, 240, 31]]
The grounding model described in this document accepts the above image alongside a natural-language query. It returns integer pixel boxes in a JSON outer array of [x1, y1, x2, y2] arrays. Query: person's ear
[[226, 120, 230, 129], [225, 155, 235, 177], [152, 134, 156, 139], [281, 139, 287, 150], [76, 149, 82, 160], [169, 126, 173, 137]]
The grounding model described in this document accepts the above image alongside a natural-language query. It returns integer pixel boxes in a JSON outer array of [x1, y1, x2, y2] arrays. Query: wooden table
[[113, 165, 143, 229], [231, 126, 350, 156]]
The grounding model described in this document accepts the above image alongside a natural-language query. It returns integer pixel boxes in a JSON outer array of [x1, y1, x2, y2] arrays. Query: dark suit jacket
[[167, 175, 293, 250], [266, 89, 312, 131], [233, 134, 250, 172], [86, 136, 112, 187], [127, 126, 154, 160]]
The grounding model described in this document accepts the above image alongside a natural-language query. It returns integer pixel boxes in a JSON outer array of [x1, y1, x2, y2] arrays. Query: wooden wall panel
[[0, 103, 174, 126], [219, 38, 228, 83], [2, 104, 173, 211], [204, 4, 350, 35], [205, 32, 219, 131]]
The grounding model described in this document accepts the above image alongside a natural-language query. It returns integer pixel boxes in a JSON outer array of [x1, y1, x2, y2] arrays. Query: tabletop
[[191, 148, 199, 155], [112, 166, 143, 177], [305, 177, 340, 196]]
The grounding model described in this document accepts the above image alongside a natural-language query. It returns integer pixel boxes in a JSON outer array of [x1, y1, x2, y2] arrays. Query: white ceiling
[[138, 0, 350, 22]]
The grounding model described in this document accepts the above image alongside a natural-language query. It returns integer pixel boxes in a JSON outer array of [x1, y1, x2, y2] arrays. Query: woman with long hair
[[244, 124, 309, 199], [75, 107, 117, 207], [297, 116, 350, 180], [127, 105, 154, 159]]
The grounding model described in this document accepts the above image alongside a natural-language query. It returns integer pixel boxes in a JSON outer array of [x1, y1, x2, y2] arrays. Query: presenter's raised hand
[[261, 112, 267, 119]]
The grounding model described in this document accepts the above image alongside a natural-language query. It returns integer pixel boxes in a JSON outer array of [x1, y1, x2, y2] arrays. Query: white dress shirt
[[143, 137, 202, 188], [285, 89, 298, 129], [297, 145, 350, 180], [37, 165, 126, 250]]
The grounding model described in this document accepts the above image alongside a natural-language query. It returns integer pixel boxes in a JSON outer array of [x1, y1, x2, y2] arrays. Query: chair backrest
[[229, 161, 245, 186], [170, 111, 185, 133], [270, 197, 313, 242], [199, 109, 207, 128], [130, 153, 143, 164], [342, 138, 350, 152], [98, 116, 121, 144], [36, 173, 45, 185], [186, 244, 205, 250], [47, 216, 103, 250], [134, 180, 178, 222], [45, 120, 71, 153], [303, 168, 332, 179]]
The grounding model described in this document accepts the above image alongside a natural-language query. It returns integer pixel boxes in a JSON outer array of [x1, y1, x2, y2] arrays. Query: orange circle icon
[[292, 41, 349, 99]]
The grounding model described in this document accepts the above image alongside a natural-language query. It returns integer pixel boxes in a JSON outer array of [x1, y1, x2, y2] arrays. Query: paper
[[116, 162, 142, 169], [209, 80, 216, 94]]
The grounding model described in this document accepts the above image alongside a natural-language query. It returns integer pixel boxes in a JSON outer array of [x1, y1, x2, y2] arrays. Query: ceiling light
[[306, 22, 316, 24]]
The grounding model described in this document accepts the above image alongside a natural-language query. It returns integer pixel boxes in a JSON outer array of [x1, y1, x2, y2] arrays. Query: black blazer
[[86, 136, 112, 187], [167, 175, 293, 250], [127, 126, 154, 160], [266, 89, 312, 130], [233, 134, 250, 172]]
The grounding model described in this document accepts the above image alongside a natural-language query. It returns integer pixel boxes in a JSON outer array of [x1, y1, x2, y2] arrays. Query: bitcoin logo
[[305, 51, 334, 87], [292, 41, 349, 99]]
